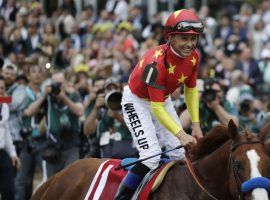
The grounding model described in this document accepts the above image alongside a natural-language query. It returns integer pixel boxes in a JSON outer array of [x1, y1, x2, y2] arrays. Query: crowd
[[0, 0, 270, 199]]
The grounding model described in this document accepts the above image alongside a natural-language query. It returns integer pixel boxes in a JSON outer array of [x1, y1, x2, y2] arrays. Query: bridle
[[186, 140, 265, 200], [228, 140, 264, 200]]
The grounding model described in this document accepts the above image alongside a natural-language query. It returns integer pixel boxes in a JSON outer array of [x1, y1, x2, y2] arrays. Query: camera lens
[[105, 90, 122, 110], [202, 89, 216, 102], [51, 82, 62, 95], [240, 100, 251, 113]]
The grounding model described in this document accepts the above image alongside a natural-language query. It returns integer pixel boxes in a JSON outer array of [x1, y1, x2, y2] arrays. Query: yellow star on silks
[[168, 63, 176, 74], [177, 74, 187, 84], [174, 10, 182, 18], [190, 56, 196, 67], [153, 49, 163, 59], [139, 59, 144, 69]]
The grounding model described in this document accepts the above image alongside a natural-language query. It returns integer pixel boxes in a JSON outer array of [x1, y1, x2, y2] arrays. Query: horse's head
[[227, 120, 270, 200]]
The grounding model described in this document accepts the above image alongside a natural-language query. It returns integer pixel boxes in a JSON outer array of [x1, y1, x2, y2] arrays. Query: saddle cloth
[[84, 159, 176, 200]]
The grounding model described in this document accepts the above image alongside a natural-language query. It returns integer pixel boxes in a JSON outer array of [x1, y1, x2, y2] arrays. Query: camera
[[51, 82, 62, 96], [20, 127, 35, 152], [20, 127, 33, 139], [96, 88, 105, 95], [201, 89, 216, 102], [240, 100, 252, 114], [105, 90, 122, 110]]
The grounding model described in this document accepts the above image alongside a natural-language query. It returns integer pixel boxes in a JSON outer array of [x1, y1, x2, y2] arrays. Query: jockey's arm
[[184, 85, 199, 123], [151, 101, 182, 135]]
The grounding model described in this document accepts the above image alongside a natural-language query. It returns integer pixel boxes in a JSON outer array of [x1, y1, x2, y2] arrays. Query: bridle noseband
[[229, 140, 264, 200]]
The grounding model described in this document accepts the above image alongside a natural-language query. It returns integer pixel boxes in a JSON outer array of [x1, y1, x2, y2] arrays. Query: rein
[[185, 152, 219, 200], [185, 140, 264, 200]]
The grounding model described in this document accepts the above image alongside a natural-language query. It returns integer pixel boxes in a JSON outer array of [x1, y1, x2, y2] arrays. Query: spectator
[[258, 48, 270, 85], [226, 69, 254, 106], [105, 0, 129, 22], [235, 46, 264, 92], [224, 15, 249, 56], [25, 71, 84, 177], [2, 63, 28, 154], [257, 98, 270, 129], [84, 77, 137, 159], [0, 75, 20, 200], [215, 56, 236, 89], [214, 14, 231, 41], [15, 65, 45, 200], [83, 77, 105, 158], [180, 79, 239, 133], [24, 22, 42, 56], [238, 94, 258, 131], [0, 0, 18, 22], [129, 5, 149, 42], [250, 20, 268, 60]]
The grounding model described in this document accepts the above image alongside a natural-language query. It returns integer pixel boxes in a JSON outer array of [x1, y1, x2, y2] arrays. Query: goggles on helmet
[[172, 21, 204, 34]]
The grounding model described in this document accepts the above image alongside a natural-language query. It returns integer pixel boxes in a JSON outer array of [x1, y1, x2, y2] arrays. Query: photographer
[[180, 79, 238, 134], [24, 71, 84, 177], [82, 77, 105, 158], [238, 94, 258, 131], [84, 77, 137, 159], [15, 65, 45, 200]]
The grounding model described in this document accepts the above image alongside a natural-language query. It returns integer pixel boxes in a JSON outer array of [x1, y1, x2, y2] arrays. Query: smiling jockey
[[114, 9, 204, 199]]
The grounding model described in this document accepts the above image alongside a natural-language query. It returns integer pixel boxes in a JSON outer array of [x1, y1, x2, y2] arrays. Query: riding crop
[[115, 145, 183, 170]]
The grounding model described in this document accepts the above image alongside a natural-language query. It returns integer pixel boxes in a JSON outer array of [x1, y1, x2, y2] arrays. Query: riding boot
[[114, 163, 150, 200]]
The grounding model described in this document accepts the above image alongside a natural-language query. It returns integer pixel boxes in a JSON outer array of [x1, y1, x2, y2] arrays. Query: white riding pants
[[121, 86, 185, 169]]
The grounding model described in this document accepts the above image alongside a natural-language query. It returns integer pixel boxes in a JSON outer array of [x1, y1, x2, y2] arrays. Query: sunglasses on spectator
[[174, 21, 204, 33]]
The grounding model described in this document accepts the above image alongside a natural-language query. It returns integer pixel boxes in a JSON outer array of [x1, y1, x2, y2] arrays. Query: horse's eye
[[234, 160, 244, 171]]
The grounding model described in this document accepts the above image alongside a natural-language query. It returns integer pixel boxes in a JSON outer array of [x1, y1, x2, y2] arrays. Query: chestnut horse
[[32, 120, 270, 200]]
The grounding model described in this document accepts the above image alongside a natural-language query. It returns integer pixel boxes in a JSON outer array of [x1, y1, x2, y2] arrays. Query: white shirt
[[0, 103, 17, 157], [106, 0, 128, 21]]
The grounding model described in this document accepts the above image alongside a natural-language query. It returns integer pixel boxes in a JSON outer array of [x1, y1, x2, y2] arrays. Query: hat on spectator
[[232, 15, 241, 21], [73, 64, 89, 73], [19, 6, 28, 16], [117, 21, 133, 32], [239, 92, 254, 103], [105, 77, 119, 88], [22, 56, 35, 65], [2, 63, 18, 73], [261, 48, 270, 59]]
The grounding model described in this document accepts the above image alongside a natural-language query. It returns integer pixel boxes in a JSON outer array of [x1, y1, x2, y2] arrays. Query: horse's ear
[[259, 122, 270, 142], [228, 119, 239, 141]]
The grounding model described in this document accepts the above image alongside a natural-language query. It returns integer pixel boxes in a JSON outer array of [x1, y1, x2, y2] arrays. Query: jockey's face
[[170, 34, 198, 57]]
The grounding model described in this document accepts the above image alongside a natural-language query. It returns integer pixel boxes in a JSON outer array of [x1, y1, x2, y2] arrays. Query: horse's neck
[[151, 142, 232, 200], [195, 140, 231, 191]]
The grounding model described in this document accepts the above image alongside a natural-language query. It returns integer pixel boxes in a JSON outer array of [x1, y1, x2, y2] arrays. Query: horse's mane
[[189, 125, 230, 162]]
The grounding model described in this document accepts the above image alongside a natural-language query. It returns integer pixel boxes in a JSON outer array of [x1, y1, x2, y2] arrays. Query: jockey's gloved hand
[[176, 130, 197, 146]]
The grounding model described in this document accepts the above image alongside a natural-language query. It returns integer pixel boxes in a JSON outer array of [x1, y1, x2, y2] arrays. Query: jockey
[[114, 9, 204, 199]]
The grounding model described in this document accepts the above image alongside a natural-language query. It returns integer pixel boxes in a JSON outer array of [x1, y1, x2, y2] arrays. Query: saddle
[[84, 159, 180, 200]]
